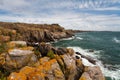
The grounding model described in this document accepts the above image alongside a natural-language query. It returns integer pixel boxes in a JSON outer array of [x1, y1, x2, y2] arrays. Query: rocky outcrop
[[6, 42, 105, 80], [0, 22, 105, 80], [3, 47, 37, 72], [0, 22, 74, 42]]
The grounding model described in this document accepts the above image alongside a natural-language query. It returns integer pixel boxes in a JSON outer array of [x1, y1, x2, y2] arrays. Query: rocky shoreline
[[0, 22, 105, 80]]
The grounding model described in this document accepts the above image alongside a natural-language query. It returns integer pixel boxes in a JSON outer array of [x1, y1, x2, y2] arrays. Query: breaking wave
[[68, 47, 120, 80]]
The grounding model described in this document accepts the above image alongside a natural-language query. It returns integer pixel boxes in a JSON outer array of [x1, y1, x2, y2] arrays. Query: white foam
[[81, 58, 95, 66], [68, 46, 120, 80], [76, 37, 83, 40], [113, 37, 120, 43], [68, 46, 96, 66], [60, 36, 75, 40], [96, 61, 120, 80]]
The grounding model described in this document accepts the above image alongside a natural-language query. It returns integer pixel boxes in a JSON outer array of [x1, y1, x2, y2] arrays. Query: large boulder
[[38, 43, 55, 56], [60, 53, 84, 80], [79, 66, 105, 80], [3, 47, 37, 72]]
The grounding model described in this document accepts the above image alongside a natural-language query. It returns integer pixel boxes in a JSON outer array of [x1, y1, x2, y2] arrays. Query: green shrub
[[0, 71, 7, 80], [16, 44, 26, 48], [47, 50, 55, 59], [0, 43, 7, 53], [34, 49, 41, 58]]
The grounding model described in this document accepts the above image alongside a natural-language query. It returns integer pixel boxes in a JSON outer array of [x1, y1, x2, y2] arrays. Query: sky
[[0, 0, 120, 31]]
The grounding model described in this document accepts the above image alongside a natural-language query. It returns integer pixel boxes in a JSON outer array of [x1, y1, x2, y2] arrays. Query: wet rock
[[76, 52, 96, 64], [75, 55, 80, 59], [88, 49, 94, 52], [76, 52, 81, 55]]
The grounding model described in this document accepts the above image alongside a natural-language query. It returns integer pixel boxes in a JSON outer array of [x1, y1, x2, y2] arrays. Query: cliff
[[0, 22, 74, 42], [0, 22, 105, 80]]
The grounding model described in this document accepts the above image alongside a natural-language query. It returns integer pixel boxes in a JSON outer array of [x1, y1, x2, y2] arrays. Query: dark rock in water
[[26, 42, 39, 47], [76, 52, 96, 64], [89, 49, 94, 52], [56, 48, 67, 55], [75, 56, 80, 59], [76, 52, 81, 55], [104, 64, 117, 71]]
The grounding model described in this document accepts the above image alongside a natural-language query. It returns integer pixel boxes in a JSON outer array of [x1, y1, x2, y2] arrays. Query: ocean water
[[53, 31, 120, 80]]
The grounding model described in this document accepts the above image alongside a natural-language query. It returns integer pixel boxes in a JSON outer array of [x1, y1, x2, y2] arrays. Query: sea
[[52, 31, 120, 80]]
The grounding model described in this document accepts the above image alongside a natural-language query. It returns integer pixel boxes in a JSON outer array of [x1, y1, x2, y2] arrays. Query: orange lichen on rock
[[27, 72, 45, 80], [38, 57, 50, 65], [42, 59, 57, 71], [54, 69, 64, 78], [79, 76, 87, 80], [19, 46, 34, 51], [11, 30, 16, 34], [8, 72, 27, 80], [20, 66, 35, 75], [7, 42, 16, 49]]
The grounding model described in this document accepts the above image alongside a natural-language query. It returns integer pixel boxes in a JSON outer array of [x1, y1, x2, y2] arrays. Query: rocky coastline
[[0, 22, 105, 80]]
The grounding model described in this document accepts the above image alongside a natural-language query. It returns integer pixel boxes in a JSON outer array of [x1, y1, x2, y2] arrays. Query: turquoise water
[[53, 31, 120, 80]]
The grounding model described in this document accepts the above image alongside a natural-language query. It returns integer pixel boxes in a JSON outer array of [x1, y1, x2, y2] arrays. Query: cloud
[[0, 0, 120, 31], [1, 12, 120, 31]]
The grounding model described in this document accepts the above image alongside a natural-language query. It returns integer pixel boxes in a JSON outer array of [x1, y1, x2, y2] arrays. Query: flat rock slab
[[9, 49, 33, 56]]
